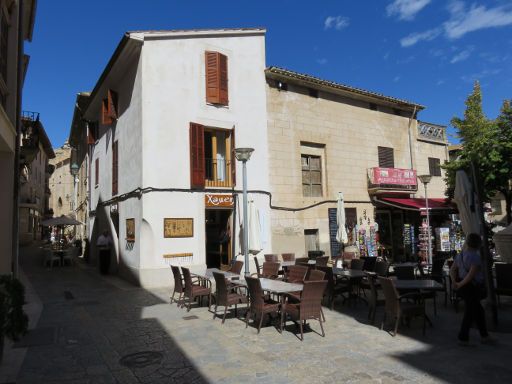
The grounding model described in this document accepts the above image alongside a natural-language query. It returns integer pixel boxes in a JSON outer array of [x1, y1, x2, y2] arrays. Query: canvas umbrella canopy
[[41, 215, 83, 227], [248, 198, 262, 255], [453, 170, 480, 235], [336, 192, 348, 245]]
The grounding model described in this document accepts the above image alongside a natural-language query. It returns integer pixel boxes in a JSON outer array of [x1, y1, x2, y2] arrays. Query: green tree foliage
[[444, 82, 512, 224]]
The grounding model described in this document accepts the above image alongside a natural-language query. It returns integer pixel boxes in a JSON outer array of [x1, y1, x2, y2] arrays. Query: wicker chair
[[170, 265, 185, 306], [495, 263, 512, 307], [281, 280, 328, 341], [264, 254, 279, 262], [181, 267, 211, 312], [375, 261, 389, 277], [315, 256, 329, 267], [394, 265, 416, 280], [282, 253, 295, 262], [212, 272, 248, 324], [285, 265, 308, 283], [306, 269, 326, 281], [316, 265, 351, 309], [350, 259, 365, 270], [228, 260, 244, 275], [245, 276, 280, 333], [260, 262, 280, 279], [378, 276, 427, 336], [366, 272, 385, 324], [254, 257, 263, 277]]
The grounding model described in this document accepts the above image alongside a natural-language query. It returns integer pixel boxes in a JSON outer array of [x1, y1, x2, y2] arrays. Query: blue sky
[[23, 0, 512, 147]]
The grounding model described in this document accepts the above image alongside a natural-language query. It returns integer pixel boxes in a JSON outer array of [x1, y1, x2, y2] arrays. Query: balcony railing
[[205, 158, 233, 188], [368, 167, 418, 193]]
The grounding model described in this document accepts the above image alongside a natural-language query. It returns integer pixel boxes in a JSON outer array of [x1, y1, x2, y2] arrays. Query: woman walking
[[450, 233, 493, 345]]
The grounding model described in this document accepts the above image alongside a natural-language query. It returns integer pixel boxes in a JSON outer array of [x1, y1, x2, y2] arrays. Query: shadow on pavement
[[14, 246, 208, 384]]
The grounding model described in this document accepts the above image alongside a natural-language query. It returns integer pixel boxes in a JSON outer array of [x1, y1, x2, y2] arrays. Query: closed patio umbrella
[[248, 198, 262, 255], [336, 192, 348, 245], [453, 170, 480, 235]]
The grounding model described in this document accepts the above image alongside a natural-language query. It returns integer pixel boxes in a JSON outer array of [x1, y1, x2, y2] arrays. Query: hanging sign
[[205, 193, 234, 208]]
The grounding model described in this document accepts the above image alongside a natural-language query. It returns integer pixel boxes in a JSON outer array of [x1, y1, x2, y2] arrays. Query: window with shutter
[[301, 154, 322, 197], [87, 122, 98, 145], [378, 146, 394, 168], [189, 123, 205, 189], [428, 157, 441, 177], [101, 89, 118, 125], [112, 141, 118, 196], [205, 51, 228, 106], [95, 158, 99, 187]]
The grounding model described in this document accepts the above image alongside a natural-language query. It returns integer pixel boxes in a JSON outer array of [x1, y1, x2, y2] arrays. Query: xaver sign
[[205, 194, 234, 208]]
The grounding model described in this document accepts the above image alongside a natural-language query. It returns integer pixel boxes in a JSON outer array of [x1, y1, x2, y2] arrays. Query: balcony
[[20, 111, 41, 165], [368, 167, 418, 194], [417, 121, 447, 144], [205, 158, 233, 188]]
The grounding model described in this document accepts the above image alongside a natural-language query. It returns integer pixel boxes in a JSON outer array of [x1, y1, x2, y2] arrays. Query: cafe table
[[332, 268, 366, 279], [199, 268, 240, 280], [392, 279, 443, 291]]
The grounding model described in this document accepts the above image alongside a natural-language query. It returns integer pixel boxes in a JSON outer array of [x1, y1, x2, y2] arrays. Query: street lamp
[[234, 147, 254, 276], [418, 174, 432, 266], [70, 162, 79, 214]]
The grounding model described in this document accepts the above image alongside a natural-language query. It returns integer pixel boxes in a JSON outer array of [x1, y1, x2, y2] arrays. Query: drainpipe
[[407, 106, 417, 171], [12, 0, 24, 277]]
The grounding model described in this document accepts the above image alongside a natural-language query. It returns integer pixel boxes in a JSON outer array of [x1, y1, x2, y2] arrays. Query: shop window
[[378, 146, 394, 168], [304, 229, 319, 252], [428, 157, 441, 177], [301, 154, 322, 197], [205, 51, 228, 106], [189, 122, 235, 189]]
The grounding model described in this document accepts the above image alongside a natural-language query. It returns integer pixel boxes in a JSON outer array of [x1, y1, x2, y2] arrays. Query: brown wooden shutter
[[190, 122, 205, 189], [87, 122, 96, 144], [230, 128, 236, 185], [112, 141, 118, 195], [378, 146, 394, 168], [206, 51, 220, 104], [429, 157, 441, 176], [95, 158, 99, 186], [205, 51, 228, 106], [219, 53, 228, 105], [101, 98, 113, 125], [107, 89, 118, 119]]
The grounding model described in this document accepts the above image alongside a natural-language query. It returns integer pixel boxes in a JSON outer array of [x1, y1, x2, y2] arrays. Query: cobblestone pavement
[[5, 247, 512, 383]]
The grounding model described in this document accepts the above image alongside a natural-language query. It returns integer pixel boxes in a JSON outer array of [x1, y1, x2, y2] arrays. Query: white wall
[[137, 32, 270, 285]]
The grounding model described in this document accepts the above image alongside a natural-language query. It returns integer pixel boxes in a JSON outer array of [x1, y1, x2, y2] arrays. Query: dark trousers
[[99, 249, 111, 275], [458, 283, 488, 341]]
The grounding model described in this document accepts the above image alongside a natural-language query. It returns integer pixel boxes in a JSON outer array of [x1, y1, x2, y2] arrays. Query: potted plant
[[0, 275, 29, 363]]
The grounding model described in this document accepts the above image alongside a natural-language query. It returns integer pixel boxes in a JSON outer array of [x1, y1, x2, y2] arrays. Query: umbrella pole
[[470, 162, 498, 325]]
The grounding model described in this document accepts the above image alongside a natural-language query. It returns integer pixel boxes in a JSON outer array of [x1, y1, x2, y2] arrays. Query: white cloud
[[387, 0, 432, 21], [398, 1, 512, 47], [444, 1, 512, 39], [393, 76, 401, 82], [316, 58, 328, 65], [436, 80, 445, 86], [400, 28, 441, 47], [324, 16, 350, 30], [450, 46, 474, 63], [461, 68, 502, 83]]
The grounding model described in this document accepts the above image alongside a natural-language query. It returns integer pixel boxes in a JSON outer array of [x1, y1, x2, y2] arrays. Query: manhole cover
[[119, 351, 163, 368]]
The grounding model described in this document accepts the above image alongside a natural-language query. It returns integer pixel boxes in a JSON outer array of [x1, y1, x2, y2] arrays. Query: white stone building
[[70, 29, 271, 287]]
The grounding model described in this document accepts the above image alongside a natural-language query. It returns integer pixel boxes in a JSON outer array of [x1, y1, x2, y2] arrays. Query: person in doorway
[[450, 233, 493, 345], [97, 230, 113, 275]]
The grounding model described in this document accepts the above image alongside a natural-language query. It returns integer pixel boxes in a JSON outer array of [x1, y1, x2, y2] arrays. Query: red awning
[[375, 197, 457, 212]]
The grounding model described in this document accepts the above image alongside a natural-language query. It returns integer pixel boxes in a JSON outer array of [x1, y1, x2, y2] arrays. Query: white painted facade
[[82, 29, 270, 287]]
